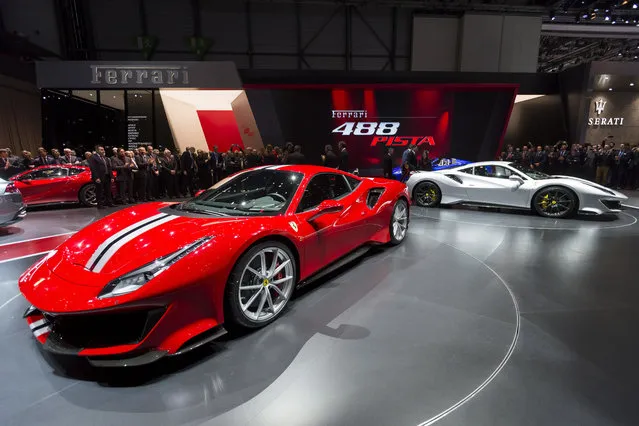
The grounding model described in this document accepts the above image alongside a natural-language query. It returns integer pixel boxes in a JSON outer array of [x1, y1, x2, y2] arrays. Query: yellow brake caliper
[[541, 194, 549, 210]]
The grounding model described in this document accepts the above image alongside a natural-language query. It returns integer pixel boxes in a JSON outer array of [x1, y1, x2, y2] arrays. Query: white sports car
[[406, 161, 628, 218]]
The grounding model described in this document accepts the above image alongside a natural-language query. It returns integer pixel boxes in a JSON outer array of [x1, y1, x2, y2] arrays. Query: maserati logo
[[588, 98, 624, 126]]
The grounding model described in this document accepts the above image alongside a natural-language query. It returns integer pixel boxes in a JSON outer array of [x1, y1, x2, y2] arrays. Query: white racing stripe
[[92, 215, 179, 273], [33, 326, 50, 337], [28, 319, 48, 330], [85, 213, 168, 270]]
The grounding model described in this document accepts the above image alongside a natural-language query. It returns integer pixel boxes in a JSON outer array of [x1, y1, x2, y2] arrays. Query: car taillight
[[5, 183, 19, 194]]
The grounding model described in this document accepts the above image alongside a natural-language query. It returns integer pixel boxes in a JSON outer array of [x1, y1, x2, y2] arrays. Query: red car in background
[[19, 165, 410, 367], [11, 165, 97, 207]]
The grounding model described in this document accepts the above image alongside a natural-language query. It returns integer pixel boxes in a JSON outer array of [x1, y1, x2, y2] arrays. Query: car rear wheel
[[414, 181, 441, 207], [389, 199, 409, 245], [79, 184, 97, 206], [532, 186, 577, 218], [225, 241, 297, 330]]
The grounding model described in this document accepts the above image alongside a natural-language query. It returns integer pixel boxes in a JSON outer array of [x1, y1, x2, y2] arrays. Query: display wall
[[503, 95, 567, 148], [245, 85, 516, 170]]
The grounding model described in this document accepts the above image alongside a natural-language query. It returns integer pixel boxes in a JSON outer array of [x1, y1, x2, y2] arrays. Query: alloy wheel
[[85, 186, 97, 206], [415, 182, 440, 207], [238, 247, 295, 323], [535, 189, 574, 217], [392, 202, 408, 241]]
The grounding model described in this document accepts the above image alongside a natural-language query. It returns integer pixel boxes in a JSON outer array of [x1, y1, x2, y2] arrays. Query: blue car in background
[[392, 157, 472, 179]]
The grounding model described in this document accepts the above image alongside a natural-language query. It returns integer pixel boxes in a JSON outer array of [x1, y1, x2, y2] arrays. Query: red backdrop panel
[[197, 110, 244, 152]]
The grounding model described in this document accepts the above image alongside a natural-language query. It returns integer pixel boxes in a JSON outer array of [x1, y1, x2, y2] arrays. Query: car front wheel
[[532, 186, 577, 218], [389, 199, 409, 245], [413, 181, 441, 207], [79, 184, 97, 206], [225, 241, 297, 330]]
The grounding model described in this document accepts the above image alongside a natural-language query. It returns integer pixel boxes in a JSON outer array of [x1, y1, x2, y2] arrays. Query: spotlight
[[634, 3, 638, 8]]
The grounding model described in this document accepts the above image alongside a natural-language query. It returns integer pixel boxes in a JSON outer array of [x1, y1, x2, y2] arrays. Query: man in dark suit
[[382, 147, 394, 179], [33, 147, 55, 167], [0, 149, 12, 180], [134, 147, 150, 202], [88, 145, 114, 209], [59, 148, 79, 165], [180, 147, 197, 196], [531, 146, 547, 172], [287, 145, 306, 165], [338, 141, 349, 171], [110, 148, 133, 204], [159, 149, 179, 198], [323, 145, 339, 168]]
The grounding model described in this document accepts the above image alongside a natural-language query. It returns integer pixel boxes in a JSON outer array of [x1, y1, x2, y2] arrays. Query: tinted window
[[23, 168, 67, 180], [459, 167, 474, 174], [68, 168, 84, 176], [346, 175, 361, 190], [474, 165, 513, 179], [298, 174, 352, 212], [180, 169, 303, 216]]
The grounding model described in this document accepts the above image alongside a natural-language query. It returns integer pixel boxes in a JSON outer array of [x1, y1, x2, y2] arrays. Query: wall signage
[[588, 98, 624, 126], [35, 61, 242, 89], [330, 110, 436, 147], [91, 65, 189, 86]]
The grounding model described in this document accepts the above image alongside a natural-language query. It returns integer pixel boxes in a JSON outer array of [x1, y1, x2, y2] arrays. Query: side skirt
[[297, 245, 371, 289]]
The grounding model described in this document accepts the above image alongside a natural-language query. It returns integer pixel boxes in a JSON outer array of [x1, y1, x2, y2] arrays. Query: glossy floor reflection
[[0, 205, 637, 426]]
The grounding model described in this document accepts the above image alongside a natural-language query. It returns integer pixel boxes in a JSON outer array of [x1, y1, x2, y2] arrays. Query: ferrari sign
[[330, 111, 436, 147]]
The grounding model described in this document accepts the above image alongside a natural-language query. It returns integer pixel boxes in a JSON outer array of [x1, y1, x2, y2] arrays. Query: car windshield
[[508, 163, 551, 180], [176, 169, 303, 216]]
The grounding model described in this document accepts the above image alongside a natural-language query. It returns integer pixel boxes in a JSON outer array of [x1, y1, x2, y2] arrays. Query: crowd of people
[[2, 139, 637, 209], [499, 141, 639, 190], [0, 142, 351, 208]]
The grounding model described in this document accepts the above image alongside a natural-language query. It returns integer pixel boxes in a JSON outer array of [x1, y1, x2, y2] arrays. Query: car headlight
[[97, 237, 212, 299]]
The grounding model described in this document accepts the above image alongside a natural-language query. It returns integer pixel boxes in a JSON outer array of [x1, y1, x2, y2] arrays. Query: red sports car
[[19, 165, 409, 367], [11, 165, 97, 206]]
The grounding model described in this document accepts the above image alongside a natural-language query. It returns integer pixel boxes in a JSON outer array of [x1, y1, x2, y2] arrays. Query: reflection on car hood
[[550, 175, 627, 199], [46, 202, 250, 283]]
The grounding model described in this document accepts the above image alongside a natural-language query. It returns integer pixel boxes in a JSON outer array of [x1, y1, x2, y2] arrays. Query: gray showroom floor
[[0, 202, 638, 426]]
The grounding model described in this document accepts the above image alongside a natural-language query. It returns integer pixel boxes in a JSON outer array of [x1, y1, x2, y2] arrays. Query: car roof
[[256, 164, 360, 178], [457, 161, 513, 168], [14, 164, 89, 177]]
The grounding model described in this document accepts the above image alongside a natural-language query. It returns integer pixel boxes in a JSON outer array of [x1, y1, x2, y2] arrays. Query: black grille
[[367, 188, 385, 208], [46, 307, 165, 350], [601, 200, 622, 210]]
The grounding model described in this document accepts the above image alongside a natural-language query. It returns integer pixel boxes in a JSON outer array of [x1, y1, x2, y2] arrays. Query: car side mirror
[[308, 199, 344, 222], [509, 175, 524, 185]]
